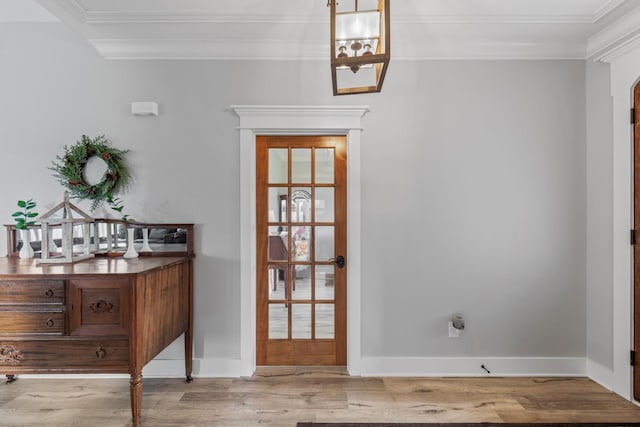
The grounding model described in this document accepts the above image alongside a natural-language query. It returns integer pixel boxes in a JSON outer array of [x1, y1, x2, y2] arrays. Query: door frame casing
[[609, 55, 640, 402], [634, 81, 640, 402], [232, 105, 369, 376]]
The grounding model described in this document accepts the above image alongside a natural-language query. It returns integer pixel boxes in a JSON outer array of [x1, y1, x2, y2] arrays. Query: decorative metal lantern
[[329, 0, 390, 95]]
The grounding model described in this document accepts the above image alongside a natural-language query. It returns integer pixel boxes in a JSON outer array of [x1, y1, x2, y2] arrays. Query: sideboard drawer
[[0, 310, 65, 335], [0, 280, 65, 304], [0, 339, 129, 370]]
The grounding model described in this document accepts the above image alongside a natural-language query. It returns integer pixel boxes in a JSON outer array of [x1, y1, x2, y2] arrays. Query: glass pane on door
[[314, 226, 334, 262], [292, 304, 311, 338], [268, 230, 287, 262], [268, 188, 288, 223], [291, 226, 311, 262], [315, 304, 335, 339], [315, 148, 335, 184], [269, 149, 288, 184], [315, 188, 334, 222], [315, 265, 335, 301], [292, 265, 311, 300], [292, 149, 311, 183], [269, 304, 288, 339], [268, 265, 287, 301], [291, 188, 312, 223]]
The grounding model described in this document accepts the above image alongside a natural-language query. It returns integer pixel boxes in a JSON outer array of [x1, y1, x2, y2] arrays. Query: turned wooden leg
[[129, 370, 143, 427], [5, 375, 16, 384]]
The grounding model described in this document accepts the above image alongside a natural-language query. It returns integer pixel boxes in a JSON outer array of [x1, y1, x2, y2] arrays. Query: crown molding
[[91, 38, 586, 61], [90, 38, 329, 60], [38, 0, 627, 26], [45, 0, 86, 22], [35, 0, 635, 61], [590, 32, 640, 62], [83, 11, 327, 25], [593, 0, 627, 22], [69, 11, 619, 26], [588, 4, 640, 61], [392, 41, 586, 60], [396, 15, 595, 25]]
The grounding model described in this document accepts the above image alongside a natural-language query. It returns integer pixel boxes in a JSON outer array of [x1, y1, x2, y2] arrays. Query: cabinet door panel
[[68, 279, 130, 337]]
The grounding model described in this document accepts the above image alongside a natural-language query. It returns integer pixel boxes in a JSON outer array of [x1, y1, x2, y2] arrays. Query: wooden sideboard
[[0, 255, 194, 426]]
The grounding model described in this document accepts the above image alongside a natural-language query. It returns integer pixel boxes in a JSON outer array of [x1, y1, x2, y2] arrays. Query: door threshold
[[253, 366, 349, 378]]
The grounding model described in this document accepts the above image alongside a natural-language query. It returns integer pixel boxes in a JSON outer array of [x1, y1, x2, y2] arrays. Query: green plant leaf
[[27, 212, 39, 218], [11, 212, 23, 217], [17, 200, 26, 208]]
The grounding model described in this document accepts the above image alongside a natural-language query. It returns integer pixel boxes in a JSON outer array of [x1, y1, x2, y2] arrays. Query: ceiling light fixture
[[329, 0, 390, 96]]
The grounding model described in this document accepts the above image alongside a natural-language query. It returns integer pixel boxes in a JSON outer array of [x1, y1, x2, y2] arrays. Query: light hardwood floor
[[1, 367, 640, 426]]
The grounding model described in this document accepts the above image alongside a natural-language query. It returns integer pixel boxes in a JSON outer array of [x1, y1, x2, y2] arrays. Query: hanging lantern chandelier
[[329, 0, 390, 96]]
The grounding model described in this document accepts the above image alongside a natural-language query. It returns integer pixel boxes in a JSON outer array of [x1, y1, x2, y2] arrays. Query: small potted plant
[[12, 199, 38, 259]]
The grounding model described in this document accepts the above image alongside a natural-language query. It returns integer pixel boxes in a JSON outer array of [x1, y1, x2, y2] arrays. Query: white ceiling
[[4, 0, 640, 61]]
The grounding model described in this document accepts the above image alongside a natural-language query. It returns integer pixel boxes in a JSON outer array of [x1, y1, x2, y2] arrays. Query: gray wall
[[0, 23, 588, 362], [361, 61, 586, 357], [585, 60, 614, 370]]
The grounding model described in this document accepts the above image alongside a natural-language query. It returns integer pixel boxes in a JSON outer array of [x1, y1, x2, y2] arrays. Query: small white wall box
[[131, 101, 158, 116]]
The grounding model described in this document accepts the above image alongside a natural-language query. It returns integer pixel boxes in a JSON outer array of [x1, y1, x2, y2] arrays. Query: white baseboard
[[16, 357, 246, 380], [586, 358, 614, 390], [142, 357, 247, 378], [132, 355, 591, 378], [358, 356, 587, 377], [13, 356, 588, 379], [142, 358, 189, 378]]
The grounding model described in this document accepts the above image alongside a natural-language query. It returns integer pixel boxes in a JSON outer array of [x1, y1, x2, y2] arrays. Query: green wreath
[[50, 135, 131, 211]]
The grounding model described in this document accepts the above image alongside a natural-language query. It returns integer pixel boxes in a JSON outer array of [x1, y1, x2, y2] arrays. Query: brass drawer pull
[[45, 319, 54, 327], [44, 289, 54, 298], [95, 347, 107, 359]]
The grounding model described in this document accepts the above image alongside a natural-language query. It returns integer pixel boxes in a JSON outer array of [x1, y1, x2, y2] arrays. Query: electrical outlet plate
[[448, 321, 462, 338]]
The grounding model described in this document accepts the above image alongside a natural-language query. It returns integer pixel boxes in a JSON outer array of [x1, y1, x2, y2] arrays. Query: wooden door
[[634, 83, 640, 400], [256, 135, 347, 365]]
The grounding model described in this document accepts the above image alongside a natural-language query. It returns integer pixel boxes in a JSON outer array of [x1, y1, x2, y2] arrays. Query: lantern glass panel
[[335, 65, 378, 90], [336, 10, 380, 42], [335, 0, 380, 13]]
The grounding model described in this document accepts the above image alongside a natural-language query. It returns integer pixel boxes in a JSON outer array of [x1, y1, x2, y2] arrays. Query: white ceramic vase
[[140, 228, 153, 252], [18, 229, 34, 259], [123, 228, 139, 259]]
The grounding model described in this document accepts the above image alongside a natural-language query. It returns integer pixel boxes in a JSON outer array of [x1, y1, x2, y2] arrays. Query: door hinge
[[632, 350, 636, 366], [632, 229, 637, 245], [632, 108, 636, 124]]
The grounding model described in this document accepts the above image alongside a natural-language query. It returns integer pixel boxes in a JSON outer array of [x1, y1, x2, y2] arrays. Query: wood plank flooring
[[0, 367, 639, 426]]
